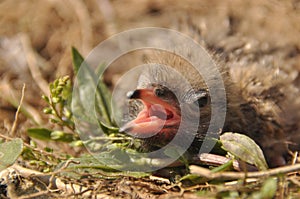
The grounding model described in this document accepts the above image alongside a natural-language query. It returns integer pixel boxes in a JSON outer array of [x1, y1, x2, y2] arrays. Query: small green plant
[[43, 75, 74, 131], [27, 75, 80, 145], [24, 48, 146, 173]]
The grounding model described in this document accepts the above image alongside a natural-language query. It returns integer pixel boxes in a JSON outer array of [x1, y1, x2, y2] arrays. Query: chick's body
[[121, 31, 300, 168]]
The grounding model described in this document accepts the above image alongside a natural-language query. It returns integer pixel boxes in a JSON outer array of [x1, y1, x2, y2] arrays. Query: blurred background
[[1, 0, 300, 140]]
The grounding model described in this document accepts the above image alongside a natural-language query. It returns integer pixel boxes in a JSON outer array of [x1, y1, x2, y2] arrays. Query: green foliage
[[27, 128, 52, 140], [26, 48, 139, 173], [57, 153, 149, 180], [71, 47, 84, 74], [27, 48, 136, 158], [21, 143, 68, 172], [42, 75, 75, 131], [27, 128, 77, 142], [70, 47, 136, 155], [27, 75, 79, 144], [71, 47, 117, 133], [0, 138, 23, 171], [220, 132, 268, 170]]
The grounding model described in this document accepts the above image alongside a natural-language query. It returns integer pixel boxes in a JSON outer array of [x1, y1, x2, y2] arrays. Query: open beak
[[120, 89, 181, 138]]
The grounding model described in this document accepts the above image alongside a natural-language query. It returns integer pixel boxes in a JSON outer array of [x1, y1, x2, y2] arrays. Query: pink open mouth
[[120, 89, 181, 138]]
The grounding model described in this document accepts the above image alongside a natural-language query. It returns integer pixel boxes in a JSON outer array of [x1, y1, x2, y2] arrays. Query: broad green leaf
[[71, 47, 98, 124], [27, 128, 52, 140], [220, 132, 268, 170], [0, 138, 23, 171], [71, 47, 114, 130]]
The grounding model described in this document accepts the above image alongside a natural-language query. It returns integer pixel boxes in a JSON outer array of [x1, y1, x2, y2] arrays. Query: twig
[[10, 84, 26, 137], [196, 153, 258, 171], [190, 163, 300, 181], [16, 190, 50, 199], [291, 151, 298, 165]]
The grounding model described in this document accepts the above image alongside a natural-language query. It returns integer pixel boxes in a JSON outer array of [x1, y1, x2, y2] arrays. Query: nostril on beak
[[127, 90, 141, 99]]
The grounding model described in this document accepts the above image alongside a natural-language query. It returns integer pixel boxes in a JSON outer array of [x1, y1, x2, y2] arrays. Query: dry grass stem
[[190, 163, 300, 181], [10, 83, 25, 136]]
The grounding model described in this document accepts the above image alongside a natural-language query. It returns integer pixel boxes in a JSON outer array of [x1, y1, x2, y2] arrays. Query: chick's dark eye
[[154, 88, 165, 98], [195, 95, 209, 108]]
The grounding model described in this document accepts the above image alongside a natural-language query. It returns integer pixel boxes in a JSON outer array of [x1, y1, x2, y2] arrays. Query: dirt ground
[[1, 0, 300, 198]]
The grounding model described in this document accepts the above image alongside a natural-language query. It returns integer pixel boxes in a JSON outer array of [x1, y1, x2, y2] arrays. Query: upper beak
[[127, 89, 177, 112]]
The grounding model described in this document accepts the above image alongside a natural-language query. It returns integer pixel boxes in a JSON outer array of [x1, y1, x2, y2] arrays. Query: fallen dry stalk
[[190, 163, 300, 181]]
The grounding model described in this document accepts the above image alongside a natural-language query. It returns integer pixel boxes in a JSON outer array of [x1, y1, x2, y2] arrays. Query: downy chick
[[120, 30, 300, 168]]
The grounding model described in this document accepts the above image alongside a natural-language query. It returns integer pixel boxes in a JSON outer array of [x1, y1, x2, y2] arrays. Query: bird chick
[[120, 34, 300, 168]]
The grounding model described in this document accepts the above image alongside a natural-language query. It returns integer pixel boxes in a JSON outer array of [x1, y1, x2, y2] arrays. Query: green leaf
[[210, 159, 234, 173], [95, 79, 114, 125], [71, 47, 114, 128], [27, 128, 52, 140], [71, 47, 84, 75], [220, 132, 268, 170], [0, 138, 23, 171], [180, 174, 202, 184], [98, 120, 119, 134]]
